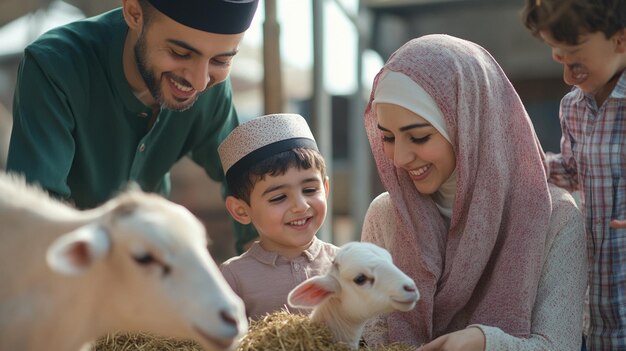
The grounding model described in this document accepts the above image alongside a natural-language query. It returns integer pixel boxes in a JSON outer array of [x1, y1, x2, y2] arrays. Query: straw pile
[[91, 332, 203, 351], [91, 311, 416, 351], [237, 311, 352, 351], [237, 311, 416, 351]]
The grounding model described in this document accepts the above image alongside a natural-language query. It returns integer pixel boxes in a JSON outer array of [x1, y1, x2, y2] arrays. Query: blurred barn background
[[0, 0, 568, 263]]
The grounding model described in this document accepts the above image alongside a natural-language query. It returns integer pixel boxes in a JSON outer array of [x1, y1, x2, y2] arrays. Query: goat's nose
[[404, 284, 417, 292], [220, 310, 238, 328]]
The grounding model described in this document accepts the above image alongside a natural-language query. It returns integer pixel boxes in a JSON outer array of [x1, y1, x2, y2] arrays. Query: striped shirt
[[546, 70, 626, 350]]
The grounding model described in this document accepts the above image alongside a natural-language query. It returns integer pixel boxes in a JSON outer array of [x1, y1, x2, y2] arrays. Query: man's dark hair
[[137, 0, 157, 28], [522, 0, 626, 45], [227, 148, 327, 204]]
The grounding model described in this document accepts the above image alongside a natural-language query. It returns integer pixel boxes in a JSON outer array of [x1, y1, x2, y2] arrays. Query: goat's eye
[[133, 253, 156, 265], [133, 253, 172, 277], [353, 273, 368, 285]]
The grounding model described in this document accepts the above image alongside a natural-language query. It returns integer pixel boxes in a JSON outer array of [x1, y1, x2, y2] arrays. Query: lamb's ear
[[46, 223, 111, 276], [288, 275, 341, 308]]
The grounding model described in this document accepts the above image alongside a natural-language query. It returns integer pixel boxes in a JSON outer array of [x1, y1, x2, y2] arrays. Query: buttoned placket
[[129, 108, 161, 179]]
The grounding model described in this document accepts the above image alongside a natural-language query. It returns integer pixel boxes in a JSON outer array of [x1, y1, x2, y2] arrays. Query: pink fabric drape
[[363, 34, 551, 344]]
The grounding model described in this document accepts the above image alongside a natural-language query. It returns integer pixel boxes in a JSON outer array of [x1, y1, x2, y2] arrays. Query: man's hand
[[418, 327, 485, 351]]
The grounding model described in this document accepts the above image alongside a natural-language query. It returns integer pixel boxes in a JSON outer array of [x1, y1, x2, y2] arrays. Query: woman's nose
[[393, 143, 415, 168]]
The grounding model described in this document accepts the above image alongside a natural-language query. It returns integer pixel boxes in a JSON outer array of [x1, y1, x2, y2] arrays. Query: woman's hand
[[418, 327, 485, 351]]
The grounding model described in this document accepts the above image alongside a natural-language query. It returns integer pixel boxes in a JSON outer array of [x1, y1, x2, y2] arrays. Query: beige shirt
[[220, 237, 338, 320], [362, 184, 587, 350]]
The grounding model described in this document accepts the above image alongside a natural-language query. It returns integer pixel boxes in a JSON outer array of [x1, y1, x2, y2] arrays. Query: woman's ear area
[[225, 196, 252, 225], [122, 0, 144, 32], [323, 176, 330, 199]]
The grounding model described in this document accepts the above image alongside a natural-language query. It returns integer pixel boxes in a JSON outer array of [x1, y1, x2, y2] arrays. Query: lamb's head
[[288, 242, 419, 347], [45, 190, 247, 351]]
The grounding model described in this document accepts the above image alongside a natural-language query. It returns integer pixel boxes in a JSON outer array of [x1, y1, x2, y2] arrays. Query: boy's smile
[[241, 167, 329, 259], [540, 30, 626, 105]]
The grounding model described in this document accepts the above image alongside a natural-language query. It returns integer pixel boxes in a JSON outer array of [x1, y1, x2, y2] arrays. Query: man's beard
[[134, 34, 200, 112]]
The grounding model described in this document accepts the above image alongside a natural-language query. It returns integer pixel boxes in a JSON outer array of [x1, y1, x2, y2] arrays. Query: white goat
[[288, 241, 419, 349], [0, 173, 247, 351]]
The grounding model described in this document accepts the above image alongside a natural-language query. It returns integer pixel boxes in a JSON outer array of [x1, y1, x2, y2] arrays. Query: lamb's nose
[[404, 285, 417, 292], [220, 310, 238, 328]]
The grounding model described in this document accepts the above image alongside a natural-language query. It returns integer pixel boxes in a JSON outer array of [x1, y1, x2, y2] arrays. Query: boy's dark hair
[[227, 148, 327, 204], [522, 0, 626, 45]]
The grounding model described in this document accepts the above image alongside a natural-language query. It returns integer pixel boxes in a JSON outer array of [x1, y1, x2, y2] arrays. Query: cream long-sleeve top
[[362, 184, 587, 351]]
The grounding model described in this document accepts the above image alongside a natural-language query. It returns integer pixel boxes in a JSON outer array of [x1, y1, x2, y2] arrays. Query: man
[[7, 0, 259, 248]]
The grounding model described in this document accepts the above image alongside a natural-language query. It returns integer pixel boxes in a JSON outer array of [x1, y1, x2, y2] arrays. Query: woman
[[362, 34, 587, 350]]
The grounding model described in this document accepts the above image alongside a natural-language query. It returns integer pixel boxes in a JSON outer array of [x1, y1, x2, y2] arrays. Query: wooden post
[[312, 0, 333, 243], [262, 0, 284, 113]]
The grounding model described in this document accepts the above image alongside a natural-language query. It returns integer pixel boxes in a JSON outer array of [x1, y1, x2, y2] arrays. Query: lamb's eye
[[133, 253, 156, 265], [353, 273, 368, 285]]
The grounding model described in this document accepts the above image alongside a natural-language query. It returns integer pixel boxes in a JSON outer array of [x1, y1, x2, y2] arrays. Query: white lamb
[[288, 241, 419, 349], [0, 172, 247, 351]]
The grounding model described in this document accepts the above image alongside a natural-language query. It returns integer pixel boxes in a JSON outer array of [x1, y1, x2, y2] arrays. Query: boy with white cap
[[218, 113, 338, 320]]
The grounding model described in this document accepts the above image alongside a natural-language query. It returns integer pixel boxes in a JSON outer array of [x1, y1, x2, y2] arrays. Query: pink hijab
[[363, 34, 551, 343]]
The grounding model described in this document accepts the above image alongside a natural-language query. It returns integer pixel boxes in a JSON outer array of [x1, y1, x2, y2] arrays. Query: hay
[[90, 312, 417, 351], [91, 332, 203, 351], [237, 311, 352, 351], [237, 310, 417, 351]]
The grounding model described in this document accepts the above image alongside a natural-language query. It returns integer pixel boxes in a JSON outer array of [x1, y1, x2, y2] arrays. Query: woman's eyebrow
[[399, 123, 430, 132], [377, 123, 430, 132]]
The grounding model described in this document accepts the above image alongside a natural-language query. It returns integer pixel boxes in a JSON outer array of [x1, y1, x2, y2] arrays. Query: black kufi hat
[[147, 0, 259, 34]]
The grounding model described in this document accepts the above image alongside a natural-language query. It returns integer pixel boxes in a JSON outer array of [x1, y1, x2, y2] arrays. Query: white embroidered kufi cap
[[218, 113, 318, 178]]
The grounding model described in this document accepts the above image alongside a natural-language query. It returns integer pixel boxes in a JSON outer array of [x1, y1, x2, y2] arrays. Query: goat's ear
[[46, 223, 111, 276], [287, 275, 341, 308]]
